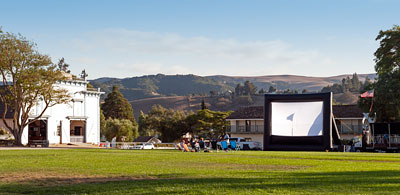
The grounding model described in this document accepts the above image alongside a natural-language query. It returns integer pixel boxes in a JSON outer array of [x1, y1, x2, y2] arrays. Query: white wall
[[84, 94, 101, 144], [20, 81, 103, 145]]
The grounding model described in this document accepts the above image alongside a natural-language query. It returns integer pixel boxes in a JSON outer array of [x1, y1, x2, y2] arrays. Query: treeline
[[233, 80, 309, 96], [100, 85, 231, 142], [138, 105, 231, 142], [101, 86, 139, 142], [321, 73, 371, 94]]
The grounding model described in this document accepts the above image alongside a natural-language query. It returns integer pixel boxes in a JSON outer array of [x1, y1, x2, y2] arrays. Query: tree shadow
[[1, 170, 400, 194]]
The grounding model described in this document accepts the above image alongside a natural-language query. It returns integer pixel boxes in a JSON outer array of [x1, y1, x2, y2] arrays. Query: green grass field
[[0, 149, 400, 194]]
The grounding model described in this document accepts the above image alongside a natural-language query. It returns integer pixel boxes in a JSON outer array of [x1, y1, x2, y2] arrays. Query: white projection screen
[[264, 93, 333, 151], [271, 101, 323, 136]]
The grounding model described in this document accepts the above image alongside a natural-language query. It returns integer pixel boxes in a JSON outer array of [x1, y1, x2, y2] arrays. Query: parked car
[[217, 137, 262, 150], [132, 143, 155, 149]]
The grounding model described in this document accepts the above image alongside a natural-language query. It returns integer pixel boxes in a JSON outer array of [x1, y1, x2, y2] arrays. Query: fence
[[228, 125, 264, 133], [99, 142, 177, 149]]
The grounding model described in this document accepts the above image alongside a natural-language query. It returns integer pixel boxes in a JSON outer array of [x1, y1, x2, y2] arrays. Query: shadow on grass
[[1, 170, 400, 194]]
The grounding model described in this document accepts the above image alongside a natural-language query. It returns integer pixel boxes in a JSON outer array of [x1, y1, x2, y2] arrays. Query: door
[[28, 120, 47, 141]]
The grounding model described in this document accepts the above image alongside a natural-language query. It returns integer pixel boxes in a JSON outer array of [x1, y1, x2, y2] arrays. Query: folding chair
[[230, 140, 240, 151], [221, 141, 229, 151]]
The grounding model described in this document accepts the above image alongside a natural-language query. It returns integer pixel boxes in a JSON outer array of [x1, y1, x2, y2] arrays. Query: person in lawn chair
[[177, 140, 190, 152]]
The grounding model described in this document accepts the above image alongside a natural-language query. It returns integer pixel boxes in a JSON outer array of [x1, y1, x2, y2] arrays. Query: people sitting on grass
[[177, 140, 190, 152], [199, 138, 205, 150], [176, 137, 215, 153]]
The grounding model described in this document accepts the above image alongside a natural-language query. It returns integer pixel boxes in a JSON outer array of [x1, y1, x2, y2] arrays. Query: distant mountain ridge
[[208, 73, 376, 91], [91, 73, 376, 101], [90, 74, 233, 100]]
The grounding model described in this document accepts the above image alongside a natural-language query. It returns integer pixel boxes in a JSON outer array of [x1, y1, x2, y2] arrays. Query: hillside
[[91, 74, 233, 100], [130, 93, 359, 120], [92, 73, 372, 118], [91, 73, 376, 101], [208, 74, 376, 91], [130, 95, 265, 119]]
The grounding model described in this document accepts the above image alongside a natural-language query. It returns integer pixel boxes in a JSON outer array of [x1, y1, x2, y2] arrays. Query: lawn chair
[[221, 140, 229, 151], [183, 143, 190, 152], [230, 140, 240, 151], [176, 143, 183, 151]]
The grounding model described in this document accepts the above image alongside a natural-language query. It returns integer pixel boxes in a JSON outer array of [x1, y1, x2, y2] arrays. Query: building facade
[[1, 79, 104, 145]]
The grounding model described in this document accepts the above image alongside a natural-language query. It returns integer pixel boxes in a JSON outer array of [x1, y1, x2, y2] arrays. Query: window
[[57, 121, 62, 136]]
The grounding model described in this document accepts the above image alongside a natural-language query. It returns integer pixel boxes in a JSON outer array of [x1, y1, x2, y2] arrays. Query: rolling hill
[[91, 73, 374, 118], [91, 73, 375, 101]]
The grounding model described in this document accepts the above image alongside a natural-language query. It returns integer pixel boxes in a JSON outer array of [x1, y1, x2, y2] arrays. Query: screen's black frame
[[263, 93, 332, 151]]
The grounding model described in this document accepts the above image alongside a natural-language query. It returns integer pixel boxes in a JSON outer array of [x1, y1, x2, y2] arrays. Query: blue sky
[[1, 0, 399, 79]]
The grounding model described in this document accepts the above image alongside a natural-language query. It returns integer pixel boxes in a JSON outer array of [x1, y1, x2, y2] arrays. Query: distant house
[[332, 105, 364, 139], [133, 136, 161, 144], [226, 105, 364, 148], [0, 78, 104, 145], [226, 106, 264, 145]]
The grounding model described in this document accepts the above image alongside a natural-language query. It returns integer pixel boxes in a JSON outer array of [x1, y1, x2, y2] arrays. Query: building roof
[[332, 105, 363, 118], [226, 106, 264, 119], [226, 105, 364, 120]]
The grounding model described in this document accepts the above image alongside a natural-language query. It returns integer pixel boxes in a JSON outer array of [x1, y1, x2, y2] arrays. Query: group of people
[[176, 133, 231, 152], [177, 137, 210, 152]]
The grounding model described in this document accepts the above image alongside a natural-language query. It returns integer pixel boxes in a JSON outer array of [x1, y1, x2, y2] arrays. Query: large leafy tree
[[102, 85, 137, 124], [141, 105, 187, 142], [0, 29, 70, 145], [360, 25, 400, 122], [191, 109, 232, 137], [103, 118, 138, 142], [139, 105, 232, 142]]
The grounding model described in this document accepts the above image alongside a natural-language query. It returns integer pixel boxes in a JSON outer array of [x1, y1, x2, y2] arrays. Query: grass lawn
[[0, 149, 400, 194]]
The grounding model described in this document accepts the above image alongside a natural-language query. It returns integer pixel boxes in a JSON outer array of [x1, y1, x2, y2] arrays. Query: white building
[[1, 79, 104, 145]]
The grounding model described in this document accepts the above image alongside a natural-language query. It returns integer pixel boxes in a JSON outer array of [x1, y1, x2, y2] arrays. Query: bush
[[0, 128, 7, 135]]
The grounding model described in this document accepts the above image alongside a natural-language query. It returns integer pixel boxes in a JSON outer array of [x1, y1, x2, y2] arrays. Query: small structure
[[226, 106, 264, 145], [332, 105, 364, 139], [133, 136, 161, 144]]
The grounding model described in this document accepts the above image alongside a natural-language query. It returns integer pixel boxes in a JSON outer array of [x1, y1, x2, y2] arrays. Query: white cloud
[[66, 28, 338, 77]]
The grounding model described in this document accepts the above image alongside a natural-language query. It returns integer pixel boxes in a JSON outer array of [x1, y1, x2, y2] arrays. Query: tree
[[235, 84, 244, 96], [361, 76, 372, 91], [57, 57, 70, 73], [201, 98, 207, 110], [142, 105, 187, 142], [0, 30, 70, 145], [243, 80, 257, 95], [102, 85, 136, 125], [103, 118, 138, 142], [268, 85, 277, 93], [321, 73, 364, 94], [138, 105, 232, 141], [100, 109, 106, 137], [360, 25, 400, 122], [193, 109, 232, 137], [138, 110, 155, 136], [209, 90, 217, 96], [350, 73, 361, 92]]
